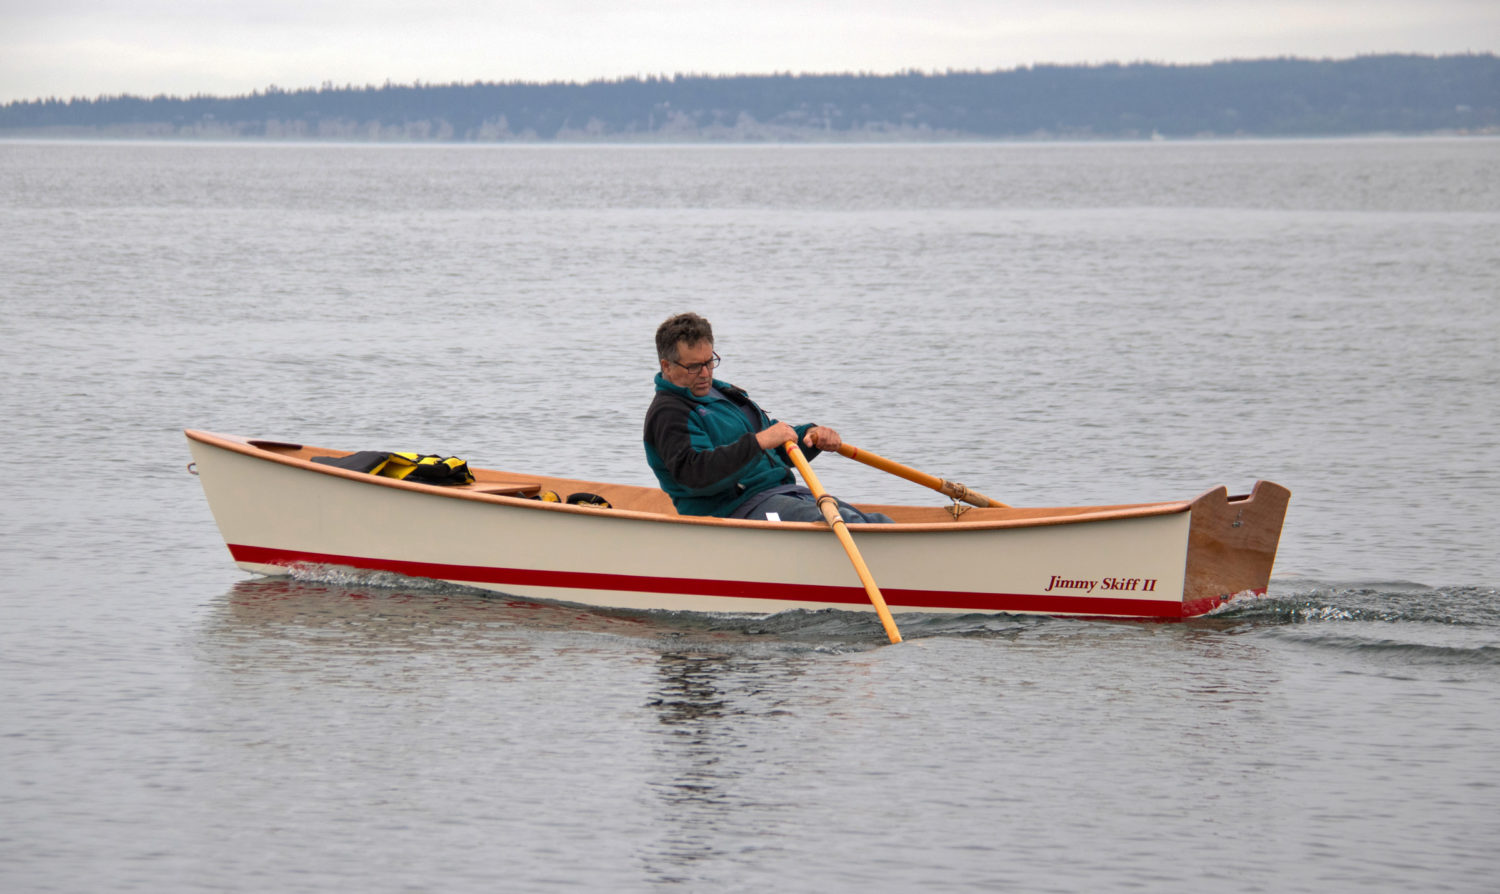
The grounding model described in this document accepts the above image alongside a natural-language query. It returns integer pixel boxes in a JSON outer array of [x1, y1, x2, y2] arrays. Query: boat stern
[[1181, 480, 1291, 616]]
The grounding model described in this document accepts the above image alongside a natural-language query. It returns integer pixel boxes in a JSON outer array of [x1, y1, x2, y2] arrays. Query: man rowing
[[643, 312, 892, 524]]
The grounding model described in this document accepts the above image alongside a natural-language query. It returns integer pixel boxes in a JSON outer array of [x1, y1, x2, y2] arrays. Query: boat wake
[[1208, 579, 1499, 626], [1202, 579, 1500, 668], [282, 562, 463, 592]]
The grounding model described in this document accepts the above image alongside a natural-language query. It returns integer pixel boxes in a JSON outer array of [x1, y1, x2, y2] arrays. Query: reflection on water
[[209, 576, 663, 644], [207, 574, 889, 649], [645, 653, 748, 880]]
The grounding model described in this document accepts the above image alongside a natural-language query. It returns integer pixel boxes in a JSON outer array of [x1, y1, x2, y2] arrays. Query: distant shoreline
[[5, 55, 1495, 143]]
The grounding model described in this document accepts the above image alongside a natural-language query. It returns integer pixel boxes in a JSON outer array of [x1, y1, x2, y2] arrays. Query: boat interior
[[194, 431, 1210, 530]]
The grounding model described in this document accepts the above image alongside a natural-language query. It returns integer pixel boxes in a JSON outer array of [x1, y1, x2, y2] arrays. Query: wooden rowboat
[[185, 429, 1290, 621]]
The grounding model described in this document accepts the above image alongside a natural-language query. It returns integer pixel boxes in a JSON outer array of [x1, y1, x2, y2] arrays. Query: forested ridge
[[3, 54, 1495, 140]]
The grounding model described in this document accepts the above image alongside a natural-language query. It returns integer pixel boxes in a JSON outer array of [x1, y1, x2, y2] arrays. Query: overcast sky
[[2, 0, 1497, 103]]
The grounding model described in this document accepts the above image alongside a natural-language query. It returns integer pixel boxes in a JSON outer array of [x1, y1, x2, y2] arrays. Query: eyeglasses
[[671, 352, 721, 375]]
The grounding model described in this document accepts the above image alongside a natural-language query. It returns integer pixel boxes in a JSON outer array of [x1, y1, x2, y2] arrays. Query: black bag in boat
[[312, 451, 475, 486], [566, 492, 611, 508]]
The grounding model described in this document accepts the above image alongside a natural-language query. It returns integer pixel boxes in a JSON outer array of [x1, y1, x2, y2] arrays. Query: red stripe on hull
[[227, 544, 1200, 619]]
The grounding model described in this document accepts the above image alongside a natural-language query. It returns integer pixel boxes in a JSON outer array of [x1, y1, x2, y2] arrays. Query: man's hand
[[801, 426, 842, 451], [755, 421, 800, 451], [756, 422, 843, 452]]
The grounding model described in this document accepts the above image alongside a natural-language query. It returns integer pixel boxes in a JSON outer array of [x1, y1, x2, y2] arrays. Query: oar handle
[[837, 443, 1009, 508], [784, 440, 902, 644]]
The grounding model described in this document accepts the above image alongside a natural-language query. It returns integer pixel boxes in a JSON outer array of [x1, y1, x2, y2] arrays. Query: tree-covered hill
[[2, 54, 1495, 141]]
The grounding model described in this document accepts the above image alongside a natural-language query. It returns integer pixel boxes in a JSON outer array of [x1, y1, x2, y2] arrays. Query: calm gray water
[[2, 138, 1498, 892]]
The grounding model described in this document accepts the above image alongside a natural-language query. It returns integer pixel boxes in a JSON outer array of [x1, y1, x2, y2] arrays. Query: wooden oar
[[784, 440, 903, 644], [836, 443, 1009, 509]]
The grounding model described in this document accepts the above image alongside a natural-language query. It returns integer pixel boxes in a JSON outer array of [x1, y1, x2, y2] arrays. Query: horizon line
[[6, 51, 1492, 107]]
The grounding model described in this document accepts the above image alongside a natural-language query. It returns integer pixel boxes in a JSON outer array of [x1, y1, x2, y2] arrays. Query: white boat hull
[[187, 431, 1289, 619]]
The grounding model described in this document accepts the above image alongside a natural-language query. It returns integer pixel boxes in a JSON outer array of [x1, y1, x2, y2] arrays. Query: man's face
[[661, 339, 716, 397]]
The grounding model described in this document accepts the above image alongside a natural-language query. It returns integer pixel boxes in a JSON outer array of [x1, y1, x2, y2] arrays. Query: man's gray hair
[[655, 312, 714, 362]]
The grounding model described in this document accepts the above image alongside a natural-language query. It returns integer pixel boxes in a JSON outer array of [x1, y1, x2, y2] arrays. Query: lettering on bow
[[1045, 575, 1159, 594]]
